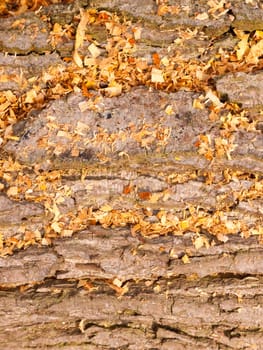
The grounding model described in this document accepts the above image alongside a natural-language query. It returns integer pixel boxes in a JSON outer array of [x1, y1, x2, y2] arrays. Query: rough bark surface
[[0, 0, 263, 349]]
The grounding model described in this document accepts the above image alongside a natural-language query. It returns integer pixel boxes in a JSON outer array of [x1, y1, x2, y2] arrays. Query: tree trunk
[[0, 1, 263, 349]]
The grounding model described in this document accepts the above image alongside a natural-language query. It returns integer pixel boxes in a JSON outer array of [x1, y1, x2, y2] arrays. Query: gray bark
[[0, 1, 263, 349]]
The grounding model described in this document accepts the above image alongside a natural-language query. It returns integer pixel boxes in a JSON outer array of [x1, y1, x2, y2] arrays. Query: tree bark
[[0, 1, 263, 349]]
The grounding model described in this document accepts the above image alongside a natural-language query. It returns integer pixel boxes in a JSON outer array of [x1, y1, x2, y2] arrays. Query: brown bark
[[1, 228, 263, 349], [0, 1, 263, 349]]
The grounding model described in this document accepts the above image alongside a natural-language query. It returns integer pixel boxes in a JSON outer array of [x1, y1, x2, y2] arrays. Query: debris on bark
[[0, 0, 263, 348]]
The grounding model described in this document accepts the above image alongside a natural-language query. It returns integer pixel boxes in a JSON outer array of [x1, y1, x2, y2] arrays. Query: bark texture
[[0, 0, 263, 349]]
